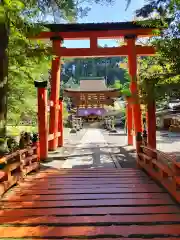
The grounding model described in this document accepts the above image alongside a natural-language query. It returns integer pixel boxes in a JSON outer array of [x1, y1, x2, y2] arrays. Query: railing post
[[126, 97, 133, 145], [58, 97, 63, 147]]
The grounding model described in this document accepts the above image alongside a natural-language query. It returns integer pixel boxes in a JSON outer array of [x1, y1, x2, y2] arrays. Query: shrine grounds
[[38, 127, 180, 170]]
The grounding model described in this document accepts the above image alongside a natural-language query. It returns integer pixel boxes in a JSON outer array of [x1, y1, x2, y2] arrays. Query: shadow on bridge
[[45, 144, 136, 169]]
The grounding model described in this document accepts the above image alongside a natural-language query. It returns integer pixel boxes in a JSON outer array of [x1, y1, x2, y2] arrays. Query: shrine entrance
[[82, 114, 100, 123], [32, 21, 157, 161], [86, 114, 101, 122], [64, 77, 120, 125]]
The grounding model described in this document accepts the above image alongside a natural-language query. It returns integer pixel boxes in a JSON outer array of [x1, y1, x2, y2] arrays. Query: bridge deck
[[0, 168, 180, 239]]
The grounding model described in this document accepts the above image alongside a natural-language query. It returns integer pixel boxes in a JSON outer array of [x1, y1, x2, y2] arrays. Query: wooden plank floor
[[0, 168, 180, 239]]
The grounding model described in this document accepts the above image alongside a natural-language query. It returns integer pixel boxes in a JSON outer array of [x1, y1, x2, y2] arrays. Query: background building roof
[[64, 77, 118, 92]]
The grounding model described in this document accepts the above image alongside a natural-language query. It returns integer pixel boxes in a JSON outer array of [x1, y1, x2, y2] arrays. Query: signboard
[[77, 108, 107, 117]]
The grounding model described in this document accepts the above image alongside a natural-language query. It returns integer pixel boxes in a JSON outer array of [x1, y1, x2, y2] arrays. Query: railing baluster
[[138, 144, 180, 203], [0, 143, 40, 197]]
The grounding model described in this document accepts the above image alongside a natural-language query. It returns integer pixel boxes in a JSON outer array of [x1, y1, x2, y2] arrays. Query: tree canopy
[[0, 0, 119, 131], [135, 0, 180, 104]]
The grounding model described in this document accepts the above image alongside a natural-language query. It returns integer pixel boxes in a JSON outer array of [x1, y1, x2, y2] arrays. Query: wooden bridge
[[0, 19, 180, 238], [0, 139, 180, 239]]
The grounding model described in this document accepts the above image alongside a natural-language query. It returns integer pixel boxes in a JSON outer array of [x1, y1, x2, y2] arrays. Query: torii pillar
[[125, 35, 142, 152], [34, 81, 48, 161], [48, 36, 63, 151]]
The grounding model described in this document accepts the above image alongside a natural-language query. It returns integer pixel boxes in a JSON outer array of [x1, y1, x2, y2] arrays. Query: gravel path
[[42, 128, 87, 169], [61, 128, 115, 169]]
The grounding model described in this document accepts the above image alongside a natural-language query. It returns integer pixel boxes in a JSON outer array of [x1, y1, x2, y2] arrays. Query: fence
[[0, 144, 39, 197], [138, 145, 180, 203]]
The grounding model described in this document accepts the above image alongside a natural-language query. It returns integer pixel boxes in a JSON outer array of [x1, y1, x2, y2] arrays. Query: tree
[[0, 0, 52, 137], [135, 0, 180, 72], [134, 0, 180, 106], [0, 0, 119, 139], [138, 55, 180, 103], [121, 70, 131, 97], [112, 68, 131, 98]]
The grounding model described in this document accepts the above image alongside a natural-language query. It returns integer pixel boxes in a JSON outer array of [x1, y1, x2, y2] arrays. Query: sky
[[64, 0, 145, 48]]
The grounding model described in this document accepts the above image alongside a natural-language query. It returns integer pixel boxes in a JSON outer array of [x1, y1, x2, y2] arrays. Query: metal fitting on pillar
[[124, 34, 137, 41], [34, 81, 48, 88], [34, 80, 48, 161], [50, 35, 64, 42]]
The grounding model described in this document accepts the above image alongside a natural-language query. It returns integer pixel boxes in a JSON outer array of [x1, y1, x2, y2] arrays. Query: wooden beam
[[72, 99, 114, 106], [64, 90, 120, 97], [57, 45, 155, 57], [90, 37, 97, 50], [30, 29, 157, 40]]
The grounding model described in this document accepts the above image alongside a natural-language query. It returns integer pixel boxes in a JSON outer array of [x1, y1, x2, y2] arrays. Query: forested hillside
[[61, 57, 128, 86]]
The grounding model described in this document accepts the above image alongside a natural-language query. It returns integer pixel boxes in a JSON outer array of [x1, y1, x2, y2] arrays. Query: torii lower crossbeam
[[55, 46, 155, 57]]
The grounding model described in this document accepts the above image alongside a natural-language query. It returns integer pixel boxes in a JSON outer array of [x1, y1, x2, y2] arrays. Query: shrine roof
[[79, 77, 105, 80], [64, 78, 119, 93], [64, 88, 119, 93], [44, 20, 160, 32]]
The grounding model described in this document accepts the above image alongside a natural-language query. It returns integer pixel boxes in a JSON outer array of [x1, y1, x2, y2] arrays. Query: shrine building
[[64, 77, 120, 122]]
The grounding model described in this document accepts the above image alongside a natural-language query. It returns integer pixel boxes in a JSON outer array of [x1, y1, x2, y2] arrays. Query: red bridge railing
[[1, 140, 180, 203], [138, 145, 180, 203], [0, 144, 39, 197]]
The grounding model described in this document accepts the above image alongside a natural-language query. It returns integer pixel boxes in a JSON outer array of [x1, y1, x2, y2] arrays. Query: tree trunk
[[0, 23, 9, 138]]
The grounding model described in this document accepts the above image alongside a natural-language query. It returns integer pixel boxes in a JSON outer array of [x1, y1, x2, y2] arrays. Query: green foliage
[[0, 0, 118, 129], [112, 68, 131, 97], [63, 102, 69, 119], [7, 33, 51, 124], [135, 0, 180, 104], [62, 57, 128, 86], [121, 70, 131, 96], [138, 54, 180, 103], [121, 88, 131, 97], [0, 0, 53, 129], [7, 126, 37, 136], [113, 80, 122, 89]]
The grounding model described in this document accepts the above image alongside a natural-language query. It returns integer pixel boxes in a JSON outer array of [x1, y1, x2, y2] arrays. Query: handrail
[[138, 144, 180, 203], [48, 132, 61, 141], [141, 145, 176, 170], [0, 151, 19, 164], [0, 143, 40, 197]]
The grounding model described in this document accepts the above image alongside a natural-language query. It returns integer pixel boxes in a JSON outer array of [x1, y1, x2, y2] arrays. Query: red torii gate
[[33, 21, 158, 160]]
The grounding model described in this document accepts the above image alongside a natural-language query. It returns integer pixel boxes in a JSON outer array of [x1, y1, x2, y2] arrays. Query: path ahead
[[62, 128, 116, 168], [45, 128, 123, 169], [45, 128, 180, 170]]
